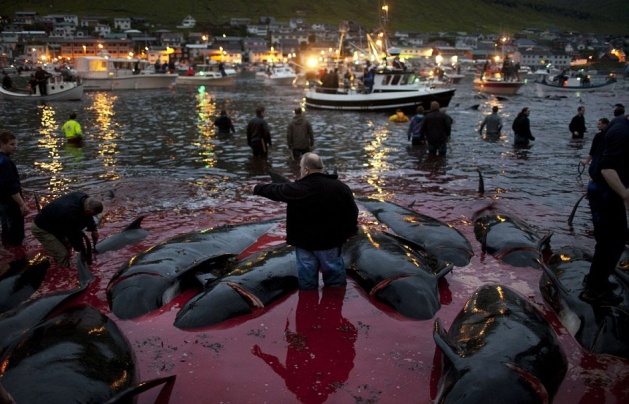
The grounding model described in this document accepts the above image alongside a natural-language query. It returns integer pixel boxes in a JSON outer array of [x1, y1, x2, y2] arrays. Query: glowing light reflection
[[194, 88, 218, 168], [364, 122, 394, 198], [33, 104, 71, 194], [87, 92, 120, 181]]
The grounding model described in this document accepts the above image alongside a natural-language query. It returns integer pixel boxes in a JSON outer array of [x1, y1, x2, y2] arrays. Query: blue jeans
[[295, 247, 346, 290]]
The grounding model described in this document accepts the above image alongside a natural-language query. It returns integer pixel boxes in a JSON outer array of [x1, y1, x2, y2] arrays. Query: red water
[[13, 198, 629, 404]]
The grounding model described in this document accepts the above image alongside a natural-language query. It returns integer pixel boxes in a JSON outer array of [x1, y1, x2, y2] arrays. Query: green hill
[[3, 0, 628, 34]]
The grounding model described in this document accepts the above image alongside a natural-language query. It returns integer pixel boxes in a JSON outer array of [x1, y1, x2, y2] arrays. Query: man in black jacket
[[569, 106, 587, 139], [252, 153, 358, 289], [246, 106, 272, 157], [582, 104, 629, 305], [420, 101, 452, 156], [31, 191, 103, 267]]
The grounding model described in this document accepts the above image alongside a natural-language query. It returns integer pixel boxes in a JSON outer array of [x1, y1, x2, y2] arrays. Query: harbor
[[1, 71, 628, 402]]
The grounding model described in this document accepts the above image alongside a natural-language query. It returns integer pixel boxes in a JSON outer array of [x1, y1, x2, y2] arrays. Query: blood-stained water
[[1, 74, 628, 402]]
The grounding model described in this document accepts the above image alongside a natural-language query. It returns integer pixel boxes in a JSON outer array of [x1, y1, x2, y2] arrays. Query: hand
[[19, 203, 29, 216], [91, 230, 99, 245]]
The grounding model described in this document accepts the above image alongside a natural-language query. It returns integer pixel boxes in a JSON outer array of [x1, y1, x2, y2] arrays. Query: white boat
[[257, 64, 297, 85], [304, 70, 456, 113], [176, 65, 235, 86], [533, 75, 617, 93], [473, 76, 525, 96], [0, 75, 83, 101], [73, 54, 176, 91]]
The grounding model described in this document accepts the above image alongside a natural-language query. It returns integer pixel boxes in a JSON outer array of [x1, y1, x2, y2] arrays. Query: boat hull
[[263, 77, 297, 86], [81, 75, 176, 91], [473, 79, 525, 95], [0, 83, 83, 101], [176, 75, 235, 86], [533, 80, 616, 93], [304, 87, 456, 113]]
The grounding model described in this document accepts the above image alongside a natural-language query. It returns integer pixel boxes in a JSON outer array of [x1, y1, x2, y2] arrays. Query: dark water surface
[[2, 72, 629, 403]]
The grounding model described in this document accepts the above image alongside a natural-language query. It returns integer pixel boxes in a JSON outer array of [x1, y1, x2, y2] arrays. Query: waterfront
[[1, 73, 629, 402]]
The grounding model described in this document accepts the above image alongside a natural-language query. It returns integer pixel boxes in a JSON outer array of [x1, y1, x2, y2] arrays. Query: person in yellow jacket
[[389, 109, 409, 123], [62, 113, 83, 145]]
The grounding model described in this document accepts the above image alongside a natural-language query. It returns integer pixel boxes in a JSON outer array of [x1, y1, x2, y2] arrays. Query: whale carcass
[[433, 284, 567, 403], [175, 243, 298, 329], [358, 198, 474, 267], [106, 220, 278, 319], [343, 227, 453, 320]]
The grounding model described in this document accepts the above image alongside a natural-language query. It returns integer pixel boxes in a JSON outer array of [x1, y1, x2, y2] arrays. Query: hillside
[[3, 0, 628, 34]]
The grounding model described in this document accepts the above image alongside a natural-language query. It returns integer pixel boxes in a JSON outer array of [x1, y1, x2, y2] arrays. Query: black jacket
[[512, 115, 534, 140], [420, 110, 452, 145], [569, 114, 586, 137], [33, 192, 97, 252], [246, 115, 272, 148], [254, 173, 358, 250]]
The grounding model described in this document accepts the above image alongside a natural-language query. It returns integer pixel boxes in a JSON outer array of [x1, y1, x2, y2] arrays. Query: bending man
[[31, 191, 103, 267]]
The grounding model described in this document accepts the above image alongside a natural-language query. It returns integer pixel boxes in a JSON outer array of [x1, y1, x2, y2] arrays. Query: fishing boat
[[257, 63, 298, 85], [0, 75, 83, 101], [176, 65, 235, 86], [473, 76, 525, 96], [73, 53, 176, 91], [304, 69, 456, 113], [533, 75, 617, 93]]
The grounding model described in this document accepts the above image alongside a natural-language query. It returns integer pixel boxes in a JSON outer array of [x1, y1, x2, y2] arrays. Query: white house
[[114, 18, 132, 31], [178, 16, 196, 29], [94, 24, 111, 37]]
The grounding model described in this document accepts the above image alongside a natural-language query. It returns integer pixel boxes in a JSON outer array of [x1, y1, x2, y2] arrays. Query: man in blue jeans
[[252, 152, 358, 289]]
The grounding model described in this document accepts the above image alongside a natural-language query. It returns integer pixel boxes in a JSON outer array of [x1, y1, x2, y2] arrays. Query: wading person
[[420, 101, 452, 156], [479, 106, 503, 137], [512, 107, 535, 146], [569, 106, 587, 139], [62, 112, 84, 145], [31, 191, 103, 267], [407, 106, 425, 145], [286, 107, 314, 161], [246, 106, 272, 157], [213, 109, 235, 136], [0, 131, 29, 246], [252, 152, 358, 290], [582, 104, 629, 305]]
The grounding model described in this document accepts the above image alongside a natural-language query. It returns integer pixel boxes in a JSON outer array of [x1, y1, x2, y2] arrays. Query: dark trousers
[[38, 79, 47, 96], [251, 145, 267, 157], [427, 142, 447, 156], [0, 201, 24, 246], [587, 181, 627, 292], [291, 148, 309, 160]]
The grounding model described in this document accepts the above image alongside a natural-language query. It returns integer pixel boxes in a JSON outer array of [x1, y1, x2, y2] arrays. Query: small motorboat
[[176, 65, 235, 86], [257, 64, 297, 86], [0, 75, 83, 101], [533, 76, 617, 93], [473, 76, 525, 96]]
